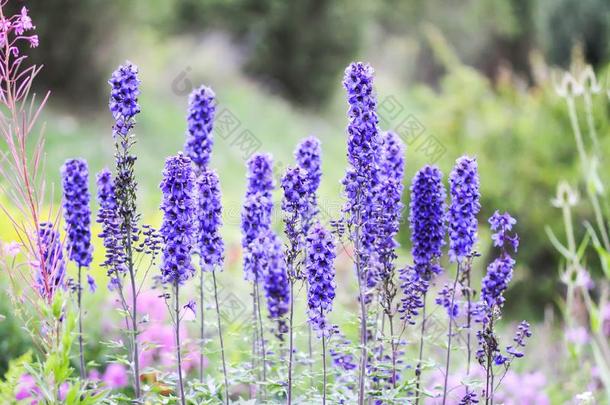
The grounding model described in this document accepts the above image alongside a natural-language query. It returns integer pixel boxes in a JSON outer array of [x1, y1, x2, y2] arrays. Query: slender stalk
[[77, 265, 85, 380], [354, 219, 367, 405], [466, 268, 472, 376], [212, 271, 230, 405], [388, 313, 397, 389], [414, 292, 427, 405], [442, 263, 461, 405], [287, 279, 295, 404], [255, 281, 267, 396], [174, 282, 186, 405], [322, 332, 327, 405], [199, 270, 205, 383], [251, 283, 258, 376], [308, 324, 313, 384]]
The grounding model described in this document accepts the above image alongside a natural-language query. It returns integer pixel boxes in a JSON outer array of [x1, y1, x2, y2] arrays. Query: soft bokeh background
[[1, 0, 609, 401]]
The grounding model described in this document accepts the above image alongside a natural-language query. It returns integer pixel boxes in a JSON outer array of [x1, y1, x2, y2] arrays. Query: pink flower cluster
[[426, 368, 549, 404], [136, 290, 204, 373], [0, 5, 38, 54]]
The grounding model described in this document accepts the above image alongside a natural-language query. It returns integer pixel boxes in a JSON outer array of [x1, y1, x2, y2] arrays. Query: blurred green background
[[3, 0, 610, 353]]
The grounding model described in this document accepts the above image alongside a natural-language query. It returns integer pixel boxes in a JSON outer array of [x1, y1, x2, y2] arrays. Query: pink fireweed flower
[[15, 374, 40, 402], [103, 363, 129, 389]]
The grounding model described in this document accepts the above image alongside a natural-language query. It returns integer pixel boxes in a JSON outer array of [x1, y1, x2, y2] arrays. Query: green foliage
[[0, 291, 31, 376], [0, 352, 32, 404]]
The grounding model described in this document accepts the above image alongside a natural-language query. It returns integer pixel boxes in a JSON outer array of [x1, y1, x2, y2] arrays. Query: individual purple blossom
[[159, 153, 196, 285], [306, 223, 337, 338], [35, 222, 66, 299], [61, 158, 93, 268], [184, 86, 216, 169], [108, 62, 140, 137], [195, 169, 224, 269], [261, 230, 290, 338], [408, 165, 446, 280], [398, 266, 427, 324], [448, 156, 481, 263], [460, 389, 479, 404]]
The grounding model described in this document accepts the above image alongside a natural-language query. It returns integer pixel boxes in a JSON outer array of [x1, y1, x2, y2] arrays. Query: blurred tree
[[535, 0, 610, 68]]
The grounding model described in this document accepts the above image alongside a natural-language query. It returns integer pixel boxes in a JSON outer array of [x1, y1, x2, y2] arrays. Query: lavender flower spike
[[96, 169, 125, 287], [241, 193, 272, 282], [246, 152, 274, 198], [35, 222, 66, 300], [184, 85, 216, 169], [306, 222, 337, 338], [61, 158, 93, 268], [108, 62, 140, 137], [196, 169, 224, 270], [159, 153, 196, 285], [407, 165, 446, 281], [448, 156, 481, 263], [281, 166, 310, 255], [262, 230, 290, 338], [295, 136, 322, 233]]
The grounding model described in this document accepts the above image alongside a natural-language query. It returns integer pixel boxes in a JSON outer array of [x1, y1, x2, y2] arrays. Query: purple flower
[[96, 169, 126, 284], [481, 212, 518, 308], [159, 153, 196, 285], [295, 135, 322, 194], [306, 223, 337, 338], [448, 156, 481, 262], [436, 283, 459, 318], [506, 321, 532, 358], [241, 193, 272, 282], [246, 153, 274, 199], [281, 166, 310, 250], [103, 363, 129, 389], [407, 165, 446, 280], [374, 132, 405, 284], [489, 210, 519, 251], [35, 222, 66, 299], [195, 169, 224, 269], [398, 266, 427, 324], [295, 136, 322, 233], [61, 158, 93, 268], [108, 62, 140, 137], [261, 230, 290, 337], [184, 85, 216, 169], [87, 274, 96, 293]]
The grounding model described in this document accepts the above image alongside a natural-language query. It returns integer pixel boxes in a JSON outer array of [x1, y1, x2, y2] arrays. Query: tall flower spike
[[241, 193, 272, 282], [246, 153, 274, 199], [36, 222, 66, 299], [306, 223, 337, 338], [61, 158, 93, 267], [96, 169, 126, 286], [184, 86, 216, 169], [159, 153, 196, 285], [408, 165, 446, 280], [262, 230, 290, 338], [281, 166, 310, 251], [196, 169, 224, 269], [295, 136, 322, 233], [448, 156, 481, 262], [108, 62, 140, 137]]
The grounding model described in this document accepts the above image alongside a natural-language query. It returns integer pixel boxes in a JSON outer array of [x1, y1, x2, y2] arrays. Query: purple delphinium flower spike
[[61, 158, 93, 267], [108, 62, 140, 137], [159, 153, 196, 285], [374, 131, 405, 285], [35, 222, 66, 300], [246, 153, 274, 199], [480, 211, 519, 309], [295, 136, 322, 234], [261, 230, 290, 338], [196, 169, 224, 270], [281, 166, 310, 259], [241, 193, 272, 282], [184, 86, 216, 169], [306, 222, 337, 338], [448, 156, 481, 263], [96, 168, 126, 287], [402, 165, 446, 286]]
